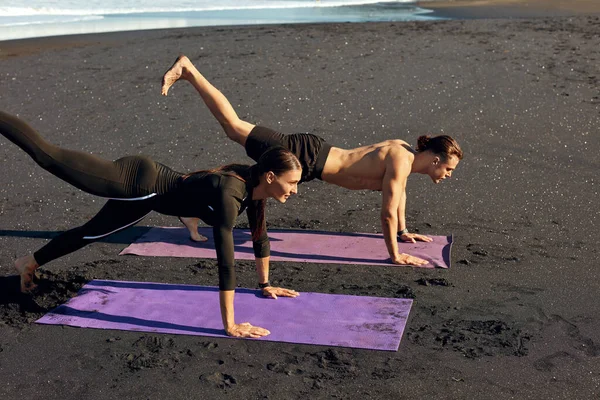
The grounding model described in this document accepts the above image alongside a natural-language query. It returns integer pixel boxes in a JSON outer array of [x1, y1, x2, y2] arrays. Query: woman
[[0, 110, 301, 338]]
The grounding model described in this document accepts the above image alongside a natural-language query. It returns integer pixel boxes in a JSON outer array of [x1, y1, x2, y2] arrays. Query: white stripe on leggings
[[108, 193, 157, 201], [82, 211, 152, 240]]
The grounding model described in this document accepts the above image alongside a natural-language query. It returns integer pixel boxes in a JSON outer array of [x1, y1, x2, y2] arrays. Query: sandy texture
[[1, 15, 599, 399]]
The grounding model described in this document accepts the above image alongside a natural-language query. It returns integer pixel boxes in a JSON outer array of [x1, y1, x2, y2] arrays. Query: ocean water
[[0, 0, 443, 41]]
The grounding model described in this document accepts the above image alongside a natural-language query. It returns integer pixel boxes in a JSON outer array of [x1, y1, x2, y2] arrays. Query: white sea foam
[[0, 0, 440, 41], [1, 1, 415, 17], [0, 15, 104, 27]]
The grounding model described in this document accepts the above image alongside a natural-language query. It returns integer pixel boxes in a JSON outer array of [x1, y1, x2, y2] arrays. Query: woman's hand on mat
[[262, 286, 300, 300], [399, 233, 433, 243], [393, 253, 429, 266], [226, 322, 271, 338]]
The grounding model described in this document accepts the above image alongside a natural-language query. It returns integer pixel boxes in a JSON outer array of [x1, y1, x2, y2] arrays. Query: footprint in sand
[[201, 372, 238, 388], [533, 351, 579, 372]]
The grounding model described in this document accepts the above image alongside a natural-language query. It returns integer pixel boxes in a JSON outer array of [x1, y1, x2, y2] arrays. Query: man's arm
[[381, 150, 429, 266], [397, 202, 433, 244], [396, 184, 408, 236]]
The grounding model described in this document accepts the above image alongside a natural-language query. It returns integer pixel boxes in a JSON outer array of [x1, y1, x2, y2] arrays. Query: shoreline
[[419, 0, 600, 18], [0, 3, 438, 43], [3, 0, 600, 44], [2, 0, 600, 60]]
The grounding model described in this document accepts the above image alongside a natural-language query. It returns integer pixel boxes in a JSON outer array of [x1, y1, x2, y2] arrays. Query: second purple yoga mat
[[120, 228, 452, 268], [36, 280, 413, 351]]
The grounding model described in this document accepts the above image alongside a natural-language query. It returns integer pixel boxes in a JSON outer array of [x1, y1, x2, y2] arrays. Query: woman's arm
[[254, 256, 299, 299], [212, 190, 272, 338], [213, 223, 272, 338], [247, 201, 299, 299], [219, 290, 270, 338]]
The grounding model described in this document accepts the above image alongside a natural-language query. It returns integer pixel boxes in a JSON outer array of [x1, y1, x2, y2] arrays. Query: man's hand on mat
[[399, 233, 433, 243], [262, 286, 300, 300], [227, 322, 271, 338], [393, 253, 429, 266]]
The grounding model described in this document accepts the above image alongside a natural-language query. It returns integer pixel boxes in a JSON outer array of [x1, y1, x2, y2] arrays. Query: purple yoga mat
[[120, 228, 452, 268], [36, 280, 412, 351]]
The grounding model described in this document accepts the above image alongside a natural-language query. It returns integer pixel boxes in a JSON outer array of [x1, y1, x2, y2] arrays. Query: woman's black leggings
[[0, 111, 179, 265]]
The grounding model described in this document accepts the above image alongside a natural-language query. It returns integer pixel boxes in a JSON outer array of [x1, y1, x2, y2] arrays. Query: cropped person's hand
[[262, 286, 300, 300], [399, 233, 433, 243], [226, 322, 270, 338], [393, 253, 429, 266]]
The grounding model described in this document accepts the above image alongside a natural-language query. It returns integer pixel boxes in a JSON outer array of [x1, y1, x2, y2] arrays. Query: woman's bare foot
[[178, 217, 208, 242], [161, 55, 194, 96], [14, 255, 39, 293]]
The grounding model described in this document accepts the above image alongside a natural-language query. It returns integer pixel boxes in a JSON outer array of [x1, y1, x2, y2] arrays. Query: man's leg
[[161, 55, 254, 146]]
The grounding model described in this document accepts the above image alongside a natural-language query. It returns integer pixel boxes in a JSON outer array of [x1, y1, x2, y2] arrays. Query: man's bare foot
[[14, 255, 39, 293], [161, 55, 193, 96], [178, 217, 208, 242]]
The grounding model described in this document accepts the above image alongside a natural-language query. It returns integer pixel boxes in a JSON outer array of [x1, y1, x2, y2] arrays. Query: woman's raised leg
[[0, 111, 157, 199]]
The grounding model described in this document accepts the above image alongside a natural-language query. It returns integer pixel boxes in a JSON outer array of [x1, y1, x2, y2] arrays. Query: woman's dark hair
[[245, 146, 301, 241], [184, 146, 301, 241], [254, 145, 302, 178], [416, 135, 463, 161]]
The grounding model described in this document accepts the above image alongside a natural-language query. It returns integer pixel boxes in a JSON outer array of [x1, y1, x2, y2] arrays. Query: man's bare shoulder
[[387, 138, 411, 147], [371, 139, 412, 156], [387, 139, 412, 150], [380, 141, 413, 182], [383, 140, 414, 161]]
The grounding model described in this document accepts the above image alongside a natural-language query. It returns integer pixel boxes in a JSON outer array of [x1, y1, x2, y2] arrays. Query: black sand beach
[[1, 8, 600, 400]]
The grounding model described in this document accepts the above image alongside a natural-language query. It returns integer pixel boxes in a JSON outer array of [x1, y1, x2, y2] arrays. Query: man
[[161, 55, 463, 266]]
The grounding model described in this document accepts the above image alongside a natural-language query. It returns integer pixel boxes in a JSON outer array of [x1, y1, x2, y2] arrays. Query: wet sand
[[1, 12, 599, 400], [420, 0, 600, 19]]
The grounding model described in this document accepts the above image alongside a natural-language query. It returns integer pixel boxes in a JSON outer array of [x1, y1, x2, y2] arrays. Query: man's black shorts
[[245, 125, 332, 183]]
